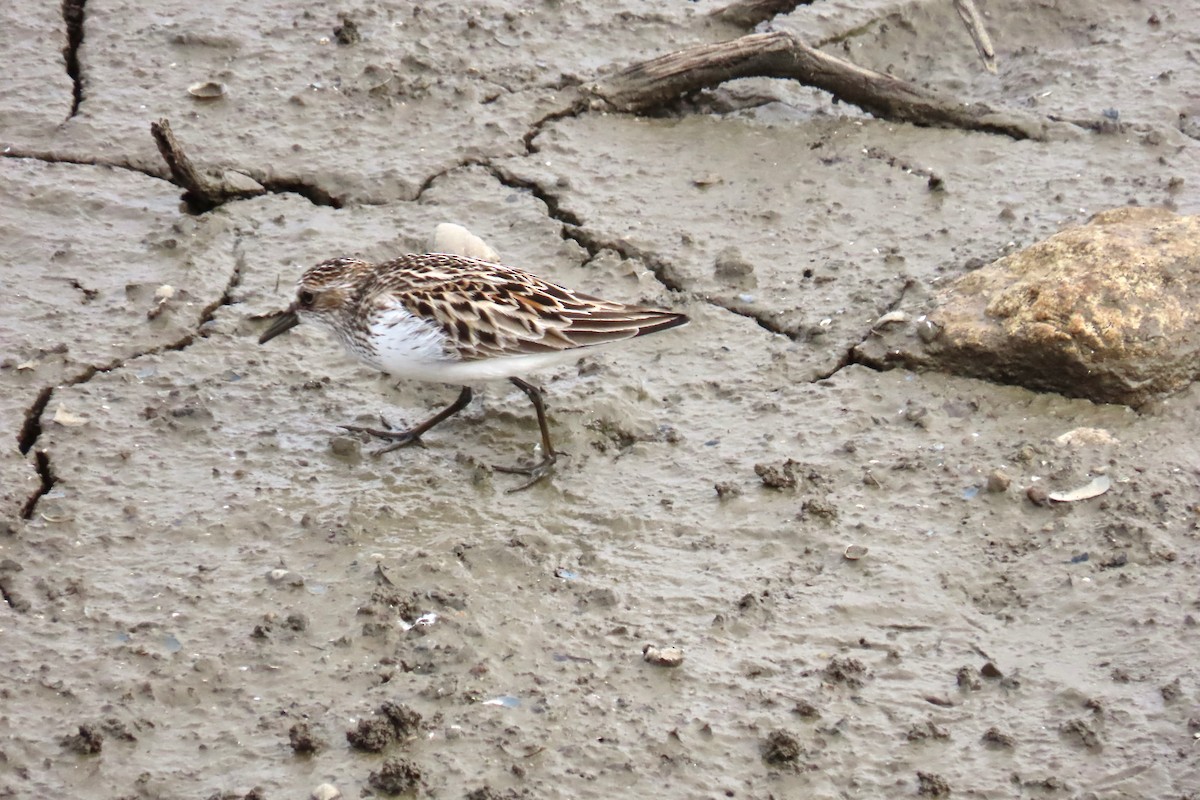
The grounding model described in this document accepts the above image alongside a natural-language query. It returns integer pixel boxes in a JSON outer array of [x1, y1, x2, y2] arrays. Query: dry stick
[[584, 31, 1052, 140], [710, 0, 813, 28], [952, 0, 997, 74], [149, 118, 220, 208], [150, 118, 265, 210]]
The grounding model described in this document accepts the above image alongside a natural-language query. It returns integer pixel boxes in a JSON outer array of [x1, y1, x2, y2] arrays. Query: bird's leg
[[342, 386, 473, 455], [493, 377, 562, 492]]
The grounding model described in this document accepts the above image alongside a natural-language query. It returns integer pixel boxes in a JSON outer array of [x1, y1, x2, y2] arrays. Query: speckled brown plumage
[[258, 252, 689, 492]]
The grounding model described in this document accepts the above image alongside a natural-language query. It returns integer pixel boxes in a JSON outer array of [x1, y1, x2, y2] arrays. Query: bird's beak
[[259, 308, 300, 344]]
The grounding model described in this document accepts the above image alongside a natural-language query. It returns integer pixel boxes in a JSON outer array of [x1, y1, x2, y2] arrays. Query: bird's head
[[258, 257, 374, 344]]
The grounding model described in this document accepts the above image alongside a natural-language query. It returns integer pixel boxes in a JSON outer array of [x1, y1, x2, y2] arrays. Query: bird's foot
[[341, 415, 426, 455], [493, 451, 564, 493]]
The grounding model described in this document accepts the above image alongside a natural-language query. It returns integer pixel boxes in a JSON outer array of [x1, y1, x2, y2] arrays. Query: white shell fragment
[[428, 223, 499, 263], [147, 285, 175, 319], [188, 81, 226, 99], [52, 404, 88, 427], [873, 310, 908, 329], [1048, 474, 1111, 503], [1054, 427, 1119, 447], [643, 644, 684, 667]]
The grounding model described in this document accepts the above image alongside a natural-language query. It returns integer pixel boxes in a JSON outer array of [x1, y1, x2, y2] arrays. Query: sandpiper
[[259, 253, 688, 491]]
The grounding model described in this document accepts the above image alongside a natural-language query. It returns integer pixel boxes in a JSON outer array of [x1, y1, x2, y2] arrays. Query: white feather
[[364, 304, 586, 384]]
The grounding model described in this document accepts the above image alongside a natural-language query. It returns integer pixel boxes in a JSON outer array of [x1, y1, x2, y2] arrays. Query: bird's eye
[[298, 290, 315, 307]]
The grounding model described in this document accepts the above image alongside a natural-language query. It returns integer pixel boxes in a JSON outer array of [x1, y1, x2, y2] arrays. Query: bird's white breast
[[358, 304, 587, 384]]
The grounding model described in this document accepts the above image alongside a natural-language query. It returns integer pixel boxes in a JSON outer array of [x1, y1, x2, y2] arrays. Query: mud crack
[[62, 0, 86, 118], [16, 241, 246, 520]]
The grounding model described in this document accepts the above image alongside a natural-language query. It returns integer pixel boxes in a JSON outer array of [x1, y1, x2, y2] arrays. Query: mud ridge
[[484, 163, 583, 226], [257, 178, 344, 209], [61, 0, 86, 118]]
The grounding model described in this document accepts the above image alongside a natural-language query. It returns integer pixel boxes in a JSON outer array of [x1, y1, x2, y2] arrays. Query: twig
[[952, 0, 997, 74], [150, 118, 264, 211], [585, 31, 1052, 140], [150, 119, 216, 206]]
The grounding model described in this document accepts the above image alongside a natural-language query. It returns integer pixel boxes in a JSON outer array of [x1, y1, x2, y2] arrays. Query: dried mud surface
[[3, 1, 1200, 798]]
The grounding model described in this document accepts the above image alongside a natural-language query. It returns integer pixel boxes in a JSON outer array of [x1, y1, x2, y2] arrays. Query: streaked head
[[258, 257, 374, 344]]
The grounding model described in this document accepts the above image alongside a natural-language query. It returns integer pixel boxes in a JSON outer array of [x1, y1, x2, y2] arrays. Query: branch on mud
[[583, 31, 1053, 140], [150, 119, 265, 212], [709, 0, 812, 28]]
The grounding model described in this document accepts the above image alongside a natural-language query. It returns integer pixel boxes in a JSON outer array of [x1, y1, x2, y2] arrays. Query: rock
[[856, 207, 1200, 407], [642, 644, 684, 667], [310, 784, 341, 800], [985, 470, 1011, 493], [428, 223, 499, 262]]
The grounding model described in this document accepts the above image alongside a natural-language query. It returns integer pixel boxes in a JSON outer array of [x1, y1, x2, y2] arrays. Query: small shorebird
[[259, 253, 689, 491]]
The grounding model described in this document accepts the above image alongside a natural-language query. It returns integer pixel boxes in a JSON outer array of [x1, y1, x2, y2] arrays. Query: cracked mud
[[3, 1, 1200, 798]]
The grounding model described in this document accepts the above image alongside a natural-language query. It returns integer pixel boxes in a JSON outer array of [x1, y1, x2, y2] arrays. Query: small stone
[[714, 481, 742, 499], [1026, 486, 1051, 506], [310, 784, 342, 800], [843, 544, 868, 561], [980, 662, 1004, 679], [985, 470, 1011, 493], [981, 727, 1015, 749], [267, 568, 305, 587], [428, 223, 499, 262], [642, 644, 684, 667]]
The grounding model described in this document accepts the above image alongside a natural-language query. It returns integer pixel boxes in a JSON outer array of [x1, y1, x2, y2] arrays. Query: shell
[[188, 81, 226, 99]]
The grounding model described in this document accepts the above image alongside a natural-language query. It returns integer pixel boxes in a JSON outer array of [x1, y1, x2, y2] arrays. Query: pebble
[[643, 644, 684, 667], [986, 470, 1011, 493], [187, 80, 226, 99], [428, 223, 499, 262], [267, 568, 305, 587], [310, 784, 341, 800], [1026, 486, 1051, 507], [843, 544, 868, 561]]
